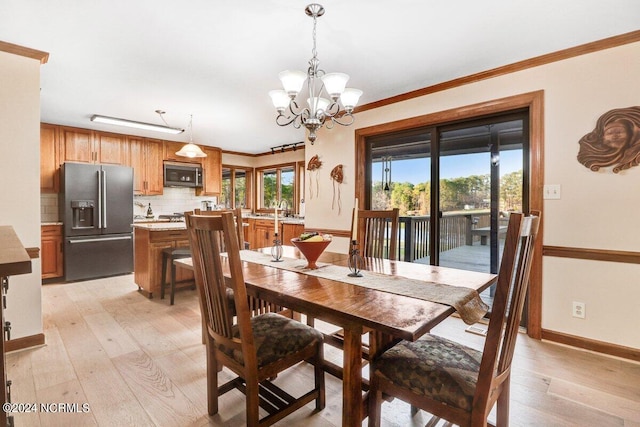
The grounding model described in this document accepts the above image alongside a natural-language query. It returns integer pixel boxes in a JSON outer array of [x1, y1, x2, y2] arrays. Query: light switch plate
[[543, 184, 561, 200]]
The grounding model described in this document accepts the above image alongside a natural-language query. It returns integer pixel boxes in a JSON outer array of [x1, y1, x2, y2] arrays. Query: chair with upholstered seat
[[186, 212, 325, 426], [321, 208, 400, 363], [367, 211, 540, 427]]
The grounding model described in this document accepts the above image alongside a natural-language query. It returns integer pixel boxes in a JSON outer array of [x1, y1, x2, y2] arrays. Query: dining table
[[175, 245, 496, 427]]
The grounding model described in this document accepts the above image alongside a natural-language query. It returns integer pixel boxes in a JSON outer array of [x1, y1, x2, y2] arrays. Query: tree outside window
[[257, 164, 297, 212], [220, 166, 251, 209]]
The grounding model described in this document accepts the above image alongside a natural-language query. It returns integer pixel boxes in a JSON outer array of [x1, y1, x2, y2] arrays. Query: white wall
[[304, 42, 640, 349], [0, 51, 43, 340]]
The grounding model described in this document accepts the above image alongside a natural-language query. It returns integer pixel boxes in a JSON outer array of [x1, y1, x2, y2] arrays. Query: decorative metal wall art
[[330, 164, 344, 214], [577, 106, 640, 173], [307, 155, 322, 199]]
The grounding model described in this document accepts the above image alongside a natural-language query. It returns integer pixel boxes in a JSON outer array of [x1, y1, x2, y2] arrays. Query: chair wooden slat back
[[473, 211, 540, 422], [193, 208, 246, 251], [186, 212, 254, 359], [186, 211, 325, 425], [355, 208, 400, 260]]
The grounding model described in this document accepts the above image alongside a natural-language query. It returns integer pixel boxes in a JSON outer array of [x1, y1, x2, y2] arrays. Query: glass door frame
[[354, 91, 544, 338]]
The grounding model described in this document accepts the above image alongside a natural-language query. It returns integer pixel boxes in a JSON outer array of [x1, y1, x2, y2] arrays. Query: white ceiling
[[2, 1, 639, 154]]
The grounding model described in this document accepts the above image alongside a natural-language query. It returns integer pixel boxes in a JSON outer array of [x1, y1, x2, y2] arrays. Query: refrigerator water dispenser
[[71, 200, 95, 229]]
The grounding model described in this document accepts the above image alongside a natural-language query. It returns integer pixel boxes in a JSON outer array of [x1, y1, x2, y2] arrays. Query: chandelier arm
[[322, 101, 341, 119], [288, 99, 309, 119], [330, 113, 356, 127], [275, 113, 298, 127]]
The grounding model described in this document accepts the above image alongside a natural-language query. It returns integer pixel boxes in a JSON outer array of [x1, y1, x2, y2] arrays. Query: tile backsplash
[[41, 193, 60, 223], [134, 187, 218, 218], [41, 187, 219, 223]]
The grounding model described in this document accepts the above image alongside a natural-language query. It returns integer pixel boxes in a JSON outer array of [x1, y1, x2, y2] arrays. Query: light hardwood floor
[[6, 274, 640, 426]]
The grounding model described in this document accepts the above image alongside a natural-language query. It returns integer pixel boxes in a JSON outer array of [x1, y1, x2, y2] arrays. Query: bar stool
[[160, 247, 194, 305]]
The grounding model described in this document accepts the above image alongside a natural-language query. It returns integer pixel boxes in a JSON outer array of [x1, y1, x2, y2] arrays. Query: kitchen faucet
[[278, 200, 290, 217]]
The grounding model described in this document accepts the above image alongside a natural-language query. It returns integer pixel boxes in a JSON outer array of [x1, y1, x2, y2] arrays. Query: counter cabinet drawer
[[41, 225, 62, 237], [149, 230, 189, 243]]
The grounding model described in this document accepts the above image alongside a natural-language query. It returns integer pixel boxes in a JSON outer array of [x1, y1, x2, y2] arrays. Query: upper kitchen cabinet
[[59, 126, 128, 165], [163, 141, 201, 164], [40, 123, 60, 193], [59, 126, 93, 163], [129, 136, 163, 196], [93, 131, 129, 165], [196, 146, 222, 196]]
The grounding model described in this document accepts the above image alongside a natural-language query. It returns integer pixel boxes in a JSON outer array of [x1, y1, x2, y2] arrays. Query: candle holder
[[348, 240, 363, 277], [271, 233, 283, 262]]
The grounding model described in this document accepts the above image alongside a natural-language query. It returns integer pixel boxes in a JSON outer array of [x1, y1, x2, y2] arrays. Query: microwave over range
[[163, 162, 203, 188]]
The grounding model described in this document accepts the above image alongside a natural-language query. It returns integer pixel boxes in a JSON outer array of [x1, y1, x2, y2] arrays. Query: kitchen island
[[133, 217, 305, 298], [133, 222, 192, 298]]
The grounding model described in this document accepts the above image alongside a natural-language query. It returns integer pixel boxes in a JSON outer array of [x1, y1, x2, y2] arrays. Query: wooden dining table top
[[176, 246, 495, 341]]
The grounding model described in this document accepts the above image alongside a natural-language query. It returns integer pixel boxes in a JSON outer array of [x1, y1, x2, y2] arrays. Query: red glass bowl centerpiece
[[290, 237, 331, 269]]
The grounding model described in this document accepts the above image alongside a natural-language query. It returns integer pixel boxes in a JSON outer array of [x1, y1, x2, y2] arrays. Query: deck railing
[[394, 211, 491, 262]]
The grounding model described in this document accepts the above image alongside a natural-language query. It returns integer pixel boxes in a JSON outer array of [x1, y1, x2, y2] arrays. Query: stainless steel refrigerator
[[59, 163, 134, 281]]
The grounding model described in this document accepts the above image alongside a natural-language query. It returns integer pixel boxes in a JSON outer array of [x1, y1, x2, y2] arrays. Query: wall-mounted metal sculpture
[[330, 164, 344, 214], [577, 106, 640, 173], [307, 155, 322, 199]]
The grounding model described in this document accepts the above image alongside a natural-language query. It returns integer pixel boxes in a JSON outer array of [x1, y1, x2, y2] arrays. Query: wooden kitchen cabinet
[[282, 223, 304, 246], [248, 218, 277, 249], [163, 141, 202, 163], [40, 123, 60, 193], [41, 224, 63, 279], [59, 126, 128, 165], [134, 226, 193, 298], [59, 126, 94, 163], [129, 136, 163, 195], [196, 146, 222, 196], [93, 131, 129, 165]]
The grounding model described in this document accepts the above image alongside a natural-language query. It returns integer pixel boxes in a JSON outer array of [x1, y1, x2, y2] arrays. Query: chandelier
[[269, 4, 362, 144]]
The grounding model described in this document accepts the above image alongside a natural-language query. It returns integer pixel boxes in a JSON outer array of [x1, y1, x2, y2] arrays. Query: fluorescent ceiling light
[[90, 114, 185, 134]]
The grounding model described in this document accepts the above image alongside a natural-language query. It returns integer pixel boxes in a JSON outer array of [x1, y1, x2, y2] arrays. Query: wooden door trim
[[355, 90, 544, 338]]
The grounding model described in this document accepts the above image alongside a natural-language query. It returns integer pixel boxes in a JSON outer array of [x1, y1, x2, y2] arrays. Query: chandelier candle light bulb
[[269, 3, 362, 144]]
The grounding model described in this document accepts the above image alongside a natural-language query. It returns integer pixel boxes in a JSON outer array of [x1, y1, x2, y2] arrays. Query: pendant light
[[176, 114, 207, 158]]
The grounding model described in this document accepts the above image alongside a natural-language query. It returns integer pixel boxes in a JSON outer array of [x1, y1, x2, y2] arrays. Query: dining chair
[[354, 208, 400, 260], [318, 208, 402, 383], [193, 207, 248, 249], [185, 212, 325, 426], [367, 211, 540, 427]]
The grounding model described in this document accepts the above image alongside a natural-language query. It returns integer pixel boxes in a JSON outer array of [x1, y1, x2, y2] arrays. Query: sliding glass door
[[367, 111, 529, 308]]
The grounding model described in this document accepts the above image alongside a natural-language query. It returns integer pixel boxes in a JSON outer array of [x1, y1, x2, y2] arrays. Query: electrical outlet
[[543, 184, 561, 199], [572, 301, 586, 319]]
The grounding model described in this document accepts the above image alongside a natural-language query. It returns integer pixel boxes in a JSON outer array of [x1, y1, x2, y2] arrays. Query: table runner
[[235, 250, 489, 325]]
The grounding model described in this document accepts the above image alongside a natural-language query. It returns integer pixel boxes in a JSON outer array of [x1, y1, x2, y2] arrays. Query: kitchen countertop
[[41, 222, 63, 226], [132, 216, 305, 231], [133, 222, 186, 231]]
